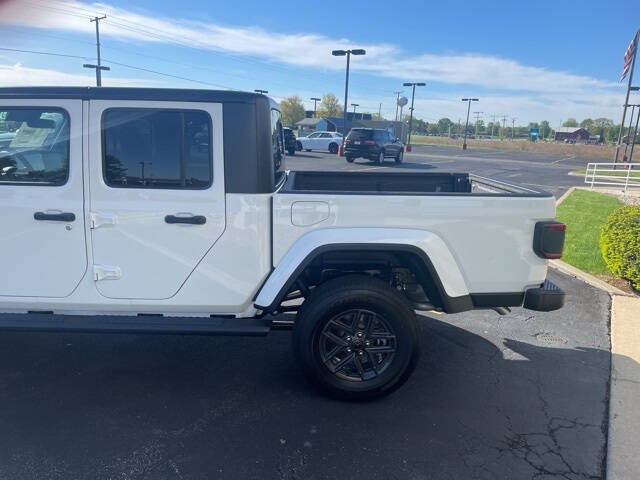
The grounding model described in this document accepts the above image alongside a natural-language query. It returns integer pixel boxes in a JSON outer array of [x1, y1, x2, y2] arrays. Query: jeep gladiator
[[0, 87, 565, 399]]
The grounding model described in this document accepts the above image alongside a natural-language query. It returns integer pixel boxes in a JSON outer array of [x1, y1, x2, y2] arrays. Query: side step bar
[[0, 313, 272, 336]]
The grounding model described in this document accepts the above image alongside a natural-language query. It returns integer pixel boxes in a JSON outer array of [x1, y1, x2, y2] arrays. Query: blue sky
[[0, 0, 639, 124]]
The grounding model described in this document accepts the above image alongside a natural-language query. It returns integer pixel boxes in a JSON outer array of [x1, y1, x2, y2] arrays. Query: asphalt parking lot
[[0, 145, 611, 479], [288, 143, 589, 198]]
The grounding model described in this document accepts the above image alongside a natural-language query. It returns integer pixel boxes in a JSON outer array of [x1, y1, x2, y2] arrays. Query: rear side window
[[270, 108, 285, 185], [0, 107, 69, 186], [102, 109, 212, 189], [347, 129, 373, 140]]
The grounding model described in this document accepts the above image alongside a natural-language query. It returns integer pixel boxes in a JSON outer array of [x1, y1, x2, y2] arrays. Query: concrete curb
[[549, 259, 627, 296], [607, 295, 640, 479]]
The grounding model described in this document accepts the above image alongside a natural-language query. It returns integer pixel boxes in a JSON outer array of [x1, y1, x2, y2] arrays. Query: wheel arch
[[254, 229, 472, 314]]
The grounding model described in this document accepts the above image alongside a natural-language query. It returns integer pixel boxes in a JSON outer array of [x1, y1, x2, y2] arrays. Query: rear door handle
[[34, 211, 76, 222], [164, 214, 207, 225]]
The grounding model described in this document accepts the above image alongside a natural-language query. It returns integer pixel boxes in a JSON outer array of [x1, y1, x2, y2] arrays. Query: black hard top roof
[[0, 86, 271, 104]]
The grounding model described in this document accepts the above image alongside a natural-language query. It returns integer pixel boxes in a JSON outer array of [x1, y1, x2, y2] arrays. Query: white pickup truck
[[0, 87, 565, 399]]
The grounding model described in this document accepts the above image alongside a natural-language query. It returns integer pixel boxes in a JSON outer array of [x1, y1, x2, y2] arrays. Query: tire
[[287, 148, 295, 156], [376, 150, 384, 164], [328, 143, 339, 154], [296, 141, 303, 151], [346, 156, 355, 163], [305, 149, 312, 152], [292, 275, 421, 400], [395, 149, 404, 164]]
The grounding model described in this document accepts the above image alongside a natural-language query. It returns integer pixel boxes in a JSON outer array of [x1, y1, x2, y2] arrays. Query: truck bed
[[281, 171, 551, 197]]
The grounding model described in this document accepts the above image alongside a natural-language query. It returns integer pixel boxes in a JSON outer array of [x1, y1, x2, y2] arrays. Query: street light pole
[[351, 103, 359, 114], [332, 48, 366, 151], [310, 97, 321, 117], [402, 82, 425, 151], [461, 98, 479, 150]]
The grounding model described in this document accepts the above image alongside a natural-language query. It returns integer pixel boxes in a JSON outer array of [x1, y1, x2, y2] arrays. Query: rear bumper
[[523, 279, 565, 312], [344, 147, 379, 157]]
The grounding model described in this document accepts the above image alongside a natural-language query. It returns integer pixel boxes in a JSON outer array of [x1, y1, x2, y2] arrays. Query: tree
[[437, 118, 453, 135], [279, 96, 306, 127], [316, 93, 342, 118], [580, 118, 594, 133], [540, 120, 551, 139], [562, 118, 578, 127], [371, 113, 386, 121]]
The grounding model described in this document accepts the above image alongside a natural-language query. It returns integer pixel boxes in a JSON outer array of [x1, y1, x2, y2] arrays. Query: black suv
[[343, 128, 404, 164], [283, 127, 298, 156]]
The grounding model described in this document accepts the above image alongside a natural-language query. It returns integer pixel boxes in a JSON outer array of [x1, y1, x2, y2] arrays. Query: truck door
[[88, 100, 225, 300], [0, 100, 87, 297]]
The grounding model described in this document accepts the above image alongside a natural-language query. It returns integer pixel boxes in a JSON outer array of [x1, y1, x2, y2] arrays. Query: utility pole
[[351, 103, 359, 114], [500, 115, 508, 139], [473, 111, 483, 137], [490, 114, 497, 137], [394, 91, 403, 122], [83, 15, 110, 86], [378, 103, 382, 118], [310, 97, 321, 118], [511, 117, 517, 140]]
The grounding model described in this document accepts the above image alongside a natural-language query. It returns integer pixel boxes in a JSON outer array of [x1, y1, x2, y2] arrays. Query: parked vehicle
[[297, 130, 342, 154], [283, 127, 297, 155], [344, 128, 404, 164], [0, 87, 566, 400]]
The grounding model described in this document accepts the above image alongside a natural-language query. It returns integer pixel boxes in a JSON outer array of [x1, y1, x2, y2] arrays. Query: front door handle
[[34, 211, 76, 222], [164, 214, 207, 225]]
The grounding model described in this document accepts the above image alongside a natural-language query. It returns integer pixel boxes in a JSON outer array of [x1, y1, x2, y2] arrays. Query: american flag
[[621, 35, 638, 82]]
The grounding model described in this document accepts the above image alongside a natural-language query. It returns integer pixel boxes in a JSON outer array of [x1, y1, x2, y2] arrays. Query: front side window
[[102, 109, 212, 189], [0, 108, 69, 186]]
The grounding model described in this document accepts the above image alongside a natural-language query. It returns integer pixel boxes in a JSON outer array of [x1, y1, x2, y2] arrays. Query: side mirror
[[395, 138, 400, 142]]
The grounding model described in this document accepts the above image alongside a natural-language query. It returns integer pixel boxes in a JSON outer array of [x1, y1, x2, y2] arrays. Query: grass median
[[556, 189, 623, 277]]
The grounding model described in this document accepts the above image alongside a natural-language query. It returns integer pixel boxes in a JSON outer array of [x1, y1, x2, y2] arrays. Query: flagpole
[[615, 28, 640, 163]]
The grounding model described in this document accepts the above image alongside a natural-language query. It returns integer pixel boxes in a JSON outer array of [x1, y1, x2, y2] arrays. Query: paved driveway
[[0, 271, 610, 479], [287, 144, 590, 198]]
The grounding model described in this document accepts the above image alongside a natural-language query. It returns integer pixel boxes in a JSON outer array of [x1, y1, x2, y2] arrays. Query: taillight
[[345, 139, 352, 144], [533, 221, 566, 259], [364, 140, 376, 145]]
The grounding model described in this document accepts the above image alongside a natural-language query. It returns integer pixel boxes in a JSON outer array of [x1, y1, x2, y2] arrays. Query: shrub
[[600, 205, 640, 289]]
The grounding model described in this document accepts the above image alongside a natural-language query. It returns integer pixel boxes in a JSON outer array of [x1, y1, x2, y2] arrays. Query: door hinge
[[90, 212, 118, 229], [93, 265, 122, 281]]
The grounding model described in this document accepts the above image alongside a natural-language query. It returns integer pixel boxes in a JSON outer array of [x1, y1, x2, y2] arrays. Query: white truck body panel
[[270, 191, 553, 295]]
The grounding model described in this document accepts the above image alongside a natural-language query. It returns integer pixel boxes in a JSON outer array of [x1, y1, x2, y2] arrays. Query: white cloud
[[0, 62, 152, 87], [0, 0, 627, 122]]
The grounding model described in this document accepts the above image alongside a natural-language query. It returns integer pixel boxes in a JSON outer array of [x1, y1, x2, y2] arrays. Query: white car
[[297, 131, 343, 154], [0, 87, 565, 400]]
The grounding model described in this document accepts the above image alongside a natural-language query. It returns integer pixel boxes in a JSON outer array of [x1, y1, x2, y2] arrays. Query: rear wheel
[[376, 150, 384, 164], [293, 275, 421, 400], [296, 141, 303, 151], [287, 148, 295, 156], [346, 156, 355, 163], [395, 149, 404, 164], [328, 143, 339, 154]]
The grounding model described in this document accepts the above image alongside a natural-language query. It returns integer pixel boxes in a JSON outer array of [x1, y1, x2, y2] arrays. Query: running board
[[0, 313, 272, 336]]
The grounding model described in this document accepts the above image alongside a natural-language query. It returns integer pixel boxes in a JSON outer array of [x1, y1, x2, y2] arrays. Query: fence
[[585, 163, 640, 192]]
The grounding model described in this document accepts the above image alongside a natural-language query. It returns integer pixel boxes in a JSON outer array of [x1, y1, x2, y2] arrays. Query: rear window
[[346, 129, 373, 140], [0, 107, 69, 186]]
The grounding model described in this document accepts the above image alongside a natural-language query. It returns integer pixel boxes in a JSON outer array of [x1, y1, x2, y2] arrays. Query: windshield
[[0, 108, 69, 185], [346, 129, 374, 140]]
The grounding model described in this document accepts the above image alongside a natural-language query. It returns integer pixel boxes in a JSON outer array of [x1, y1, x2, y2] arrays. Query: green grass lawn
[[556, 190, 623, 275]]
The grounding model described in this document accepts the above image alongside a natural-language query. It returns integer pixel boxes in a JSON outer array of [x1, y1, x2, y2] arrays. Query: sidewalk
[[607, 295, 640, 479]]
